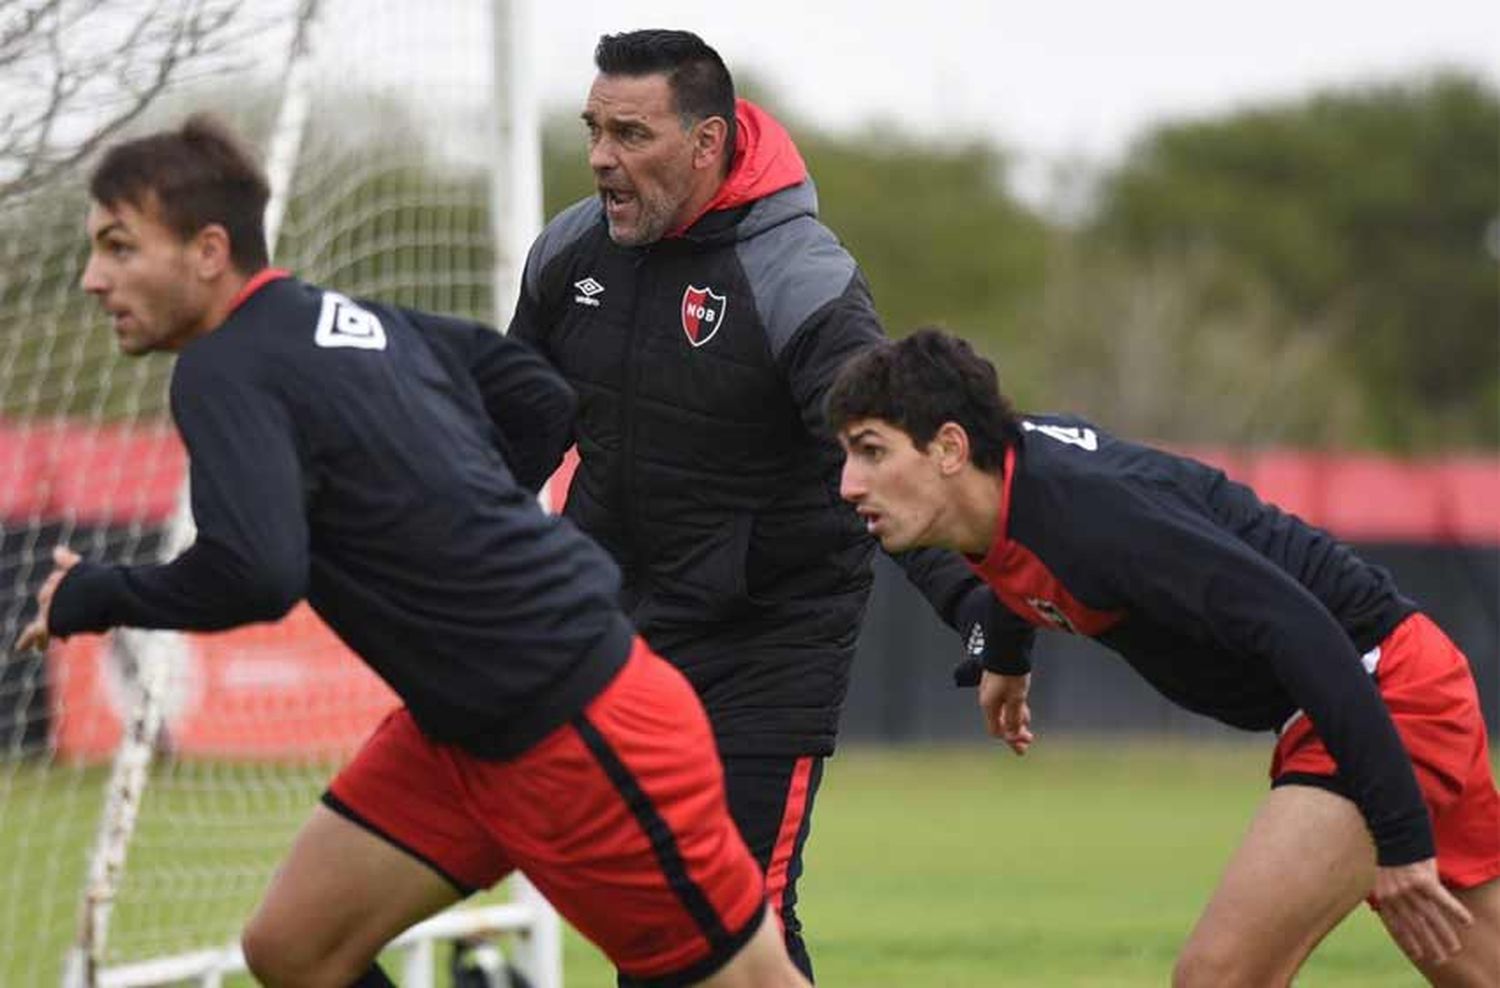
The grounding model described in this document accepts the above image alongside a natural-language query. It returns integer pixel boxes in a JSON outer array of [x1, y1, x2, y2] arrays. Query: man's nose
[[589, 137, 618, 173], [79, 253, 107, 294], [839, 461, 864, 503]]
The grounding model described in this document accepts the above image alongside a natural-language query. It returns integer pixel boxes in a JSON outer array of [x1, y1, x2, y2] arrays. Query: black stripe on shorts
[[571, 713, 734, 950]]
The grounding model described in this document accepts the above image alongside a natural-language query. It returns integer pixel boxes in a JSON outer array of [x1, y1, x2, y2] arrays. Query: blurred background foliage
[[6, 69, 1496, 452], [547, 68, 1498, 451]]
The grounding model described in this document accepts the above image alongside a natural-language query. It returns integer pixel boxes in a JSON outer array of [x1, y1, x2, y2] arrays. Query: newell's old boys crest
[[681, 285, 727, 347]]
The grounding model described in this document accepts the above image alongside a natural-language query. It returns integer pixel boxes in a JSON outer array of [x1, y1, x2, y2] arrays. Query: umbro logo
[[314, 291, 386, 351], [573, 277, 604, 307]]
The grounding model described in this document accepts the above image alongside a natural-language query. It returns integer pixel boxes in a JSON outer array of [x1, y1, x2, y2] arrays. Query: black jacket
[[51, 274, 631, 759], [511, 102, 996, 756]]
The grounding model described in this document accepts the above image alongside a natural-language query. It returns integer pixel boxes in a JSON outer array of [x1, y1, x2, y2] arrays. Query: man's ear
[[190, 223, 233, 281], [692, 115, 730, 171], [933, 422, 971, 476]]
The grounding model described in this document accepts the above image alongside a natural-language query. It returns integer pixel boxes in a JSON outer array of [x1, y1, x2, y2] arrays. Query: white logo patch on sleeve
[[314, 291, 387, 350], [1021, 420, 1098, 451]]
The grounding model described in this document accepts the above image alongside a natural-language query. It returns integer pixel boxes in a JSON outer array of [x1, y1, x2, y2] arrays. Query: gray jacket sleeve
[[764, 234, 1034, 676]]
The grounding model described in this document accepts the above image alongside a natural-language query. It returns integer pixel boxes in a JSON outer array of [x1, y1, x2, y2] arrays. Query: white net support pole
[[262, 0, 322, 254], [489, 4, 562, 984], [59, 633, 173, 988], [490, 0, 544, 326]]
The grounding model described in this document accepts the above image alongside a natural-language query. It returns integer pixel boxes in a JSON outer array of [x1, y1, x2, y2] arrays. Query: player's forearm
[[48, 540, 304, 637], [1311, 695, 1431, 865], [1269, 625, 1432, 864]]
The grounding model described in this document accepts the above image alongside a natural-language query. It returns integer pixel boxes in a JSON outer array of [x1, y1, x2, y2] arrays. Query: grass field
[[3, 740, 1463, 986], [558, 740, 1426, 987]]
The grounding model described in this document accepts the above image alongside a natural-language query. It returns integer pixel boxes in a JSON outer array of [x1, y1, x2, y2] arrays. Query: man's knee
[[241, 917, 296, 987], [1173, 937, 1285, 988], [241, 915, 370, 988], [242, 916, 314, 988]]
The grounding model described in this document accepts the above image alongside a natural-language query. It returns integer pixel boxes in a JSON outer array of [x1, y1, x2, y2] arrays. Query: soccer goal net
[[0, 1, 552, 984]]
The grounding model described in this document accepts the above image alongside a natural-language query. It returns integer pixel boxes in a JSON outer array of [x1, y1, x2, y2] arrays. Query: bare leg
[[241, 804, 463, 988], [694, 907, 812, 988], [1174, 785, 1375, 988], [1400, 877, 1500, 986]]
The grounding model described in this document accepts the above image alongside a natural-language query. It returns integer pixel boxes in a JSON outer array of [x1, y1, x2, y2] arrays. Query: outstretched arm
[[40, 352, 309, 640]]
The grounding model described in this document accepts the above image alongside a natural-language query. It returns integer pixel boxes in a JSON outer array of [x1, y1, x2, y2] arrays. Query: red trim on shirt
[[227, 267, 291, 314], [969, 446, 1017, 571], [969, 445, 1125, 636]]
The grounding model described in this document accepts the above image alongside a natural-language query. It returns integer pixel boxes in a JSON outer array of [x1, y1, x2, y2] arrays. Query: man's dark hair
[[89, 114, 270, 273], [826, 328, 1021, 472], [595, 29, 737, 161]]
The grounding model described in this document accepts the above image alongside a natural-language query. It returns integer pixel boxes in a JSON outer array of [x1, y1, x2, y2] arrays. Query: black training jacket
[[49, 274, 631, 759], [972, 414, 1429, 865], [510, 102, 987, 756]]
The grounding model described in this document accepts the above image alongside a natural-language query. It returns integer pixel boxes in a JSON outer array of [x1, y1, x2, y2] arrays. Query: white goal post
[[0, 2, 559, 985]]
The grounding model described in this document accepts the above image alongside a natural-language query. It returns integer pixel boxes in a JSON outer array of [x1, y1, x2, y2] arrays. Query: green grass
[[3, 740, 1460, 985], [562, 741, 1425, 987]]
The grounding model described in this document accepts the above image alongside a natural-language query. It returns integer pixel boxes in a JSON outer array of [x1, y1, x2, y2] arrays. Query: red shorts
[[327, 638, 766, 985], [1271, 612, 1500, 890]]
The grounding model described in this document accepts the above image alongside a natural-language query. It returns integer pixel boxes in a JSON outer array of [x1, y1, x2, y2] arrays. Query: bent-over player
[[825, 328, 1499, 987]]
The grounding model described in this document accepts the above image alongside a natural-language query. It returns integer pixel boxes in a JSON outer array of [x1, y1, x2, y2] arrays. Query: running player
[[18, 115, 809, 988]]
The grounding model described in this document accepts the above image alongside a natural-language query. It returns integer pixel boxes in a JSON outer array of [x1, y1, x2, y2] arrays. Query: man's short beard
[[606, 214, 669, 247], [603, 189, 680, 247]]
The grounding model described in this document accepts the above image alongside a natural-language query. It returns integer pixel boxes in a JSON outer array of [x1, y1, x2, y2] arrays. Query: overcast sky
[[533, 0, 1498, 167]]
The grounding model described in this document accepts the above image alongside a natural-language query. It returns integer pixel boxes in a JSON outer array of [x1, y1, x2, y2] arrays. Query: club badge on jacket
[[681, 286, 728, 347]]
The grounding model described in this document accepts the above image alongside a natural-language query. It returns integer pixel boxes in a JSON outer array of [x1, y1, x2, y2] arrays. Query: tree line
[[762, 69, 1495, 453], [5, 69, 1495, 452]]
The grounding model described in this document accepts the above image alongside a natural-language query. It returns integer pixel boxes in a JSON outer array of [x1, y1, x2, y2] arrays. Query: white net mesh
[[0, 1, 515, 980]]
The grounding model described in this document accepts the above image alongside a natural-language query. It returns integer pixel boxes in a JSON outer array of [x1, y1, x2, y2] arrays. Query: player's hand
[[978, 670, 1034, 756], [1373, 857, 1473, 965], [15, 546, 80, 653]]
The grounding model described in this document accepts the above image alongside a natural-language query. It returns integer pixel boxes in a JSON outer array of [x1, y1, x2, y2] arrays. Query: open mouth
[[601, 188, 636, 214]]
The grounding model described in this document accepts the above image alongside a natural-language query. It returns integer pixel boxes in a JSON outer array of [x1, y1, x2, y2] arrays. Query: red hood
[[668, 99, 808, 236]]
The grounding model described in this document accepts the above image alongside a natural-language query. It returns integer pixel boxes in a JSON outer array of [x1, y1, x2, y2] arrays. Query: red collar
[[227, 267, 291, 314], [972, 445, 1017, 567]]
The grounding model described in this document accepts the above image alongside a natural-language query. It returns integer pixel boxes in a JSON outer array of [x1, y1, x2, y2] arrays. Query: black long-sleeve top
[[972, 415, 1428, 865], [49, 273, 631, 758]]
